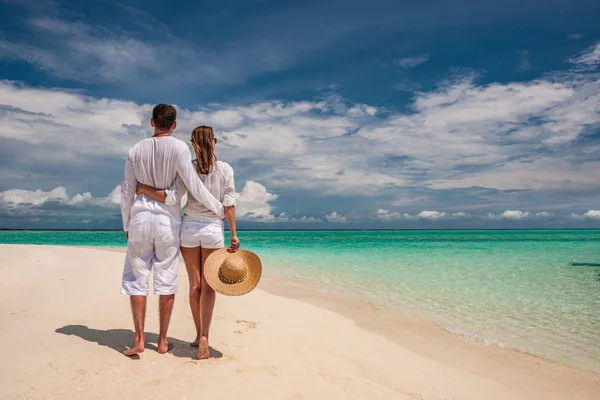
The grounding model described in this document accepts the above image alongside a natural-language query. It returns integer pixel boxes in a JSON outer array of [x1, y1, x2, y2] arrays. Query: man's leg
[[157, 294, 175, 354], [153, 215, 182, 354], [120, 215, 154, 356], [123, 295, 147, 356]]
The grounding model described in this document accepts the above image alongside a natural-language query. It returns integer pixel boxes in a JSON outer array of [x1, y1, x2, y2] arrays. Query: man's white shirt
[[120, 136, 224, 231]]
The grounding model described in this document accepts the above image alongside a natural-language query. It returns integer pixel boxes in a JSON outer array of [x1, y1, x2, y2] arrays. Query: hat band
[[218, 268, 248, 285]]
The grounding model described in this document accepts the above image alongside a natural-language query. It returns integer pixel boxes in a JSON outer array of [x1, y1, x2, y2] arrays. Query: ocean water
[[1, 229, 599, 372]]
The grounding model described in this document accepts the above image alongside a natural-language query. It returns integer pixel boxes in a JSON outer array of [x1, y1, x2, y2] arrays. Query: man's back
[[129, 136, 188, 190], [120, 134, 224, 232], [120, 136, 191, 231]]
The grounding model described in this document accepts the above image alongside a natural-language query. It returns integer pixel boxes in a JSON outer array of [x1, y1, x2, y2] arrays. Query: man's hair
[[152, 104, 177, 130]]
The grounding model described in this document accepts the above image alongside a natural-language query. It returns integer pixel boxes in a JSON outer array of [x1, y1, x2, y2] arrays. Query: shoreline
[[2, 244, 599, 399], [95, 244, 599, 375], [40, 247, 600, 375]]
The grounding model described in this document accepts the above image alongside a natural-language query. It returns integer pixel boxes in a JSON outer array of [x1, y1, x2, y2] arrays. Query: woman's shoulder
[[215, 160, 234, 174]]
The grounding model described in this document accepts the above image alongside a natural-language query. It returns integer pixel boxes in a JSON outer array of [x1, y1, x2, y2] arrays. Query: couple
[[119, 104, 238, 360]]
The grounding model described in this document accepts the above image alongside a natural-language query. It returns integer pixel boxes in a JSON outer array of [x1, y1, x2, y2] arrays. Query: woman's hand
[[136, 183, 146, 195], [227, 236, 240, 253]]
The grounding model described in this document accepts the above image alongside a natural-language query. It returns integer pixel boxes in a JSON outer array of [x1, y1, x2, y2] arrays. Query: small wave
[[443, 325, 545, 360], [445, 326, 508, 348]]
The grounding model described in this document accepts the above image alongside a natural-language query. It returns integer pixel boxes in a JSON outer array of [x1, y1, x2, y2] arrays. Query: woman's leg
[[197, 247, 219, 359], [180, 246, 202, 346]]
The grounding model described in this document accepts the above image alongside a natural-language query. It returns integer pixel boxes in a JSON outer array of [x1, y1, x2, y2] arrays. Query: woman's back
[[182, 160, 235, 219]]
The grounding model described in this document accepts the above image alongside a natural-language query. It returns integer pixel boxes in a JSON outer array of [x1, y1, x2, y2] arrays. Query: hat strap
[[218, 269, 248, 284]]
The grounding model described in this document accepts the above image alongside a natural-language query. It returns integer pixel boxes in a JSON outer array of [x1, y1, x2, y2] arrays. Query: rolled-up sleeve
[[223, 164, 236, 207], [175, 146, 224, 219], [120, 151, 137, 231]]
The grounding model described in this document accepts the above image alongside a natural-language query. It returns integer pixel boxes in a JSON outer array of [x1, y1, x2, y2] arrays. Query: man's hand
[[227, 236, 240, 253], [125, 231, 129, 240]]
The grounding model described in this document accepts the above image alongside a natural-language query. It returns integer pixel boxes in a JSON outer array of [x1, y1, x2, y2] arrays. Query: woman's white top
[[165, 160, 235, 220]]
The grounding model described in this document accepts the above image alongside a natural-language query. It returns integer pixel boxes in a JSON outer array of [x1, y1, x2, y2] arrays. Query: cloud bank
[[0, 41, 599, 227]]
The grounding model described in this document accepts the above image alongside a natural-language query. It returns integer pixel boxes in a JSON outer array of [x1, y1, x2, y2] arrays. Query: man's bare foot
[[191, 335, 200, 347], [123, 341, 144, 357], [157, 340, 174, 354], [196, 336, 209, 360]]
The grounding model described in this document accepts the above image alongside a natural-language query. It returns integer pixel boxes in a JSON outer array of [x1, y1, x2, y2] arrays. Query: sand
[[0, 244, 598, 400]]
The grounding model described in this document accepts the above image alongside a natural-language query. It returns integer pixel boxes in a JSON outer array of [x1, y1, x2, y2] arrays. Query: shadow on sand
[[55, 325, 223, 360]]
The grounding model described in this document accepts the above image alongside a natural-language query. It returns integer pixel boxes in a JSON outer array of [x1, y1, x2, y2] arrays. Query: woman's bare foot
[[191, 335, 200, 347], [123, 338, 144, 356], [196, 336, 209, 360], [157, 338, 174, 354]]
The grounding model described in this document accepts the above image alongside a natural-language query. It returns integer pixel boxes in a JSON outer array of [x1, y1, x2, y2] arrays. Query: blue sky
[[0, 0, 599, 229]]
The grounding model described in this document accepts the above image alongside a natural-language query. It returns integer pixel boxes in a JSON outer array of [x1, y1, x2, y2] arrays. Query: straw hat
[[204, 249, 262, 296]]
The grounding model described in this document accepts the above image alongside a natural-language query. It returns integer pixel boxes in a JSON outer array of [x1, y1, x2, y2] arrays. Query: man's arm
[[120, 152, 137, 235], [175, 147, 224, 218]]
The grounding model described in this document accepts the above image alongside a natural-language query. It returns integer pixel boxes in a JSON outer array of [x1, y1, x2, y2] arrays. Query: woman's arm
[[225, 206, 239, 252], [136, 176, 187, 205], [136, 183, 167, 203], [223, 163, 239, 252]]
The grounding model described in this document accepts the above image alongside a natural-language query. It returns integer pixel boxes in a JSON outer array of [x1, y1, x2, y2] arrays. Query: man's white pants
[[121, 211, 181, 296]]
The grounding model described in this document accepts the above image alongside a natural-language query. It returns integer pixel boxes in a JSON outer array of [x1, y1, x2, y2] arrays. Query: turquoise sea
[[1, 230, 599, 372]]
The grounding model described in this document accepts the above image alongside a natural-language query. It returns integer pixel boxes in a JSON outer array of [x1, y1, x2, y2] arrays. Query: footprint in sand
[[185, 353, 234, 366], [234, 319, 258, 334]]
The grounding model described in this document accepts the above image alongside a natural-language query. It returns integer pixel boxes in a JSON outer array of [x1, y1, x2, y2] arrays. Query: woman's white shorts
[[180, 216, 225, 249]]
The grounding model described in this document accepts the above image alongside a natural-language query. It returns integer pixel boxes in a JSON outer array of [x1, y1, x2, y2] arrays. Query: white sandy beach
[[1, 244, 598, 400]]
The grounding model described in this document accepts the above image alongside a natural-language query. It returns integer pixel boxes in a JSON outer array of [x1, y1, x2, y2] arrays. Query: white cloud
[[488, 210, 530, 220], [0, 41, 599, 217], [0, 3, 408, 88], [235, 181, 278, 221], [233, 181, 319, 223], [417, 210, 447, 220], [583, 210, 600, 219], [382, 210, 467, 220], [572, 210, 600, 219], [276, 213, 323, 223], [396, 54, 429, 69], [359, 75, 597, 191], [68, 192, 93, 205], [0, 187, 69, 207], [0, 18, 157, 84], [429, 159, 600, 191], [568, 33, 584, 40], [535, 212, 552, 217], [347, 104, 377, 117], [0, 186, 120, 209], [0, 180, 324, 224], [325, 212, 347, 223], [376, 209, 401, 221], [569, 42, 600, 68]]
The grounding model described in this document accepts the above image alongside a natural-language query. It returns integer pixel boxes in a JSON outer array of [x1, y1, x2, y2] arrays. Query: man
[[119, 104, 224, 356]]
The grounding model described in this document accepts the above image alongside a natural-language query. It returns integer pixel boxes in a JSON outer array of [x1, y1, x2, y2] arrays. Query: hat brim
[[204, 249, 262, 296]]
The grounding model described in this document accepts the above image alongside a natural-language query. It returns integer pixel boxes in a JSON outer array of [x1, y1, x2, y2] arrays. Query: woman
[[136, 125, 239, 360]]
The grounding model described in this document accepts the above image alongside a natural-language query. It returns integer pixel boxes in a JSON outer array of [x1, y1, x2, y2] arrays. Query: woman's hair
[[190, 125, 216, 175]]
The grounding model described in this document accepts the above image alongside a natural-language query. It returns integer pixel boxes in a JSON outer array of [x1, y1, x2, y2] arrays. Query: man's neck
[[153, 129, 172, 138]]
